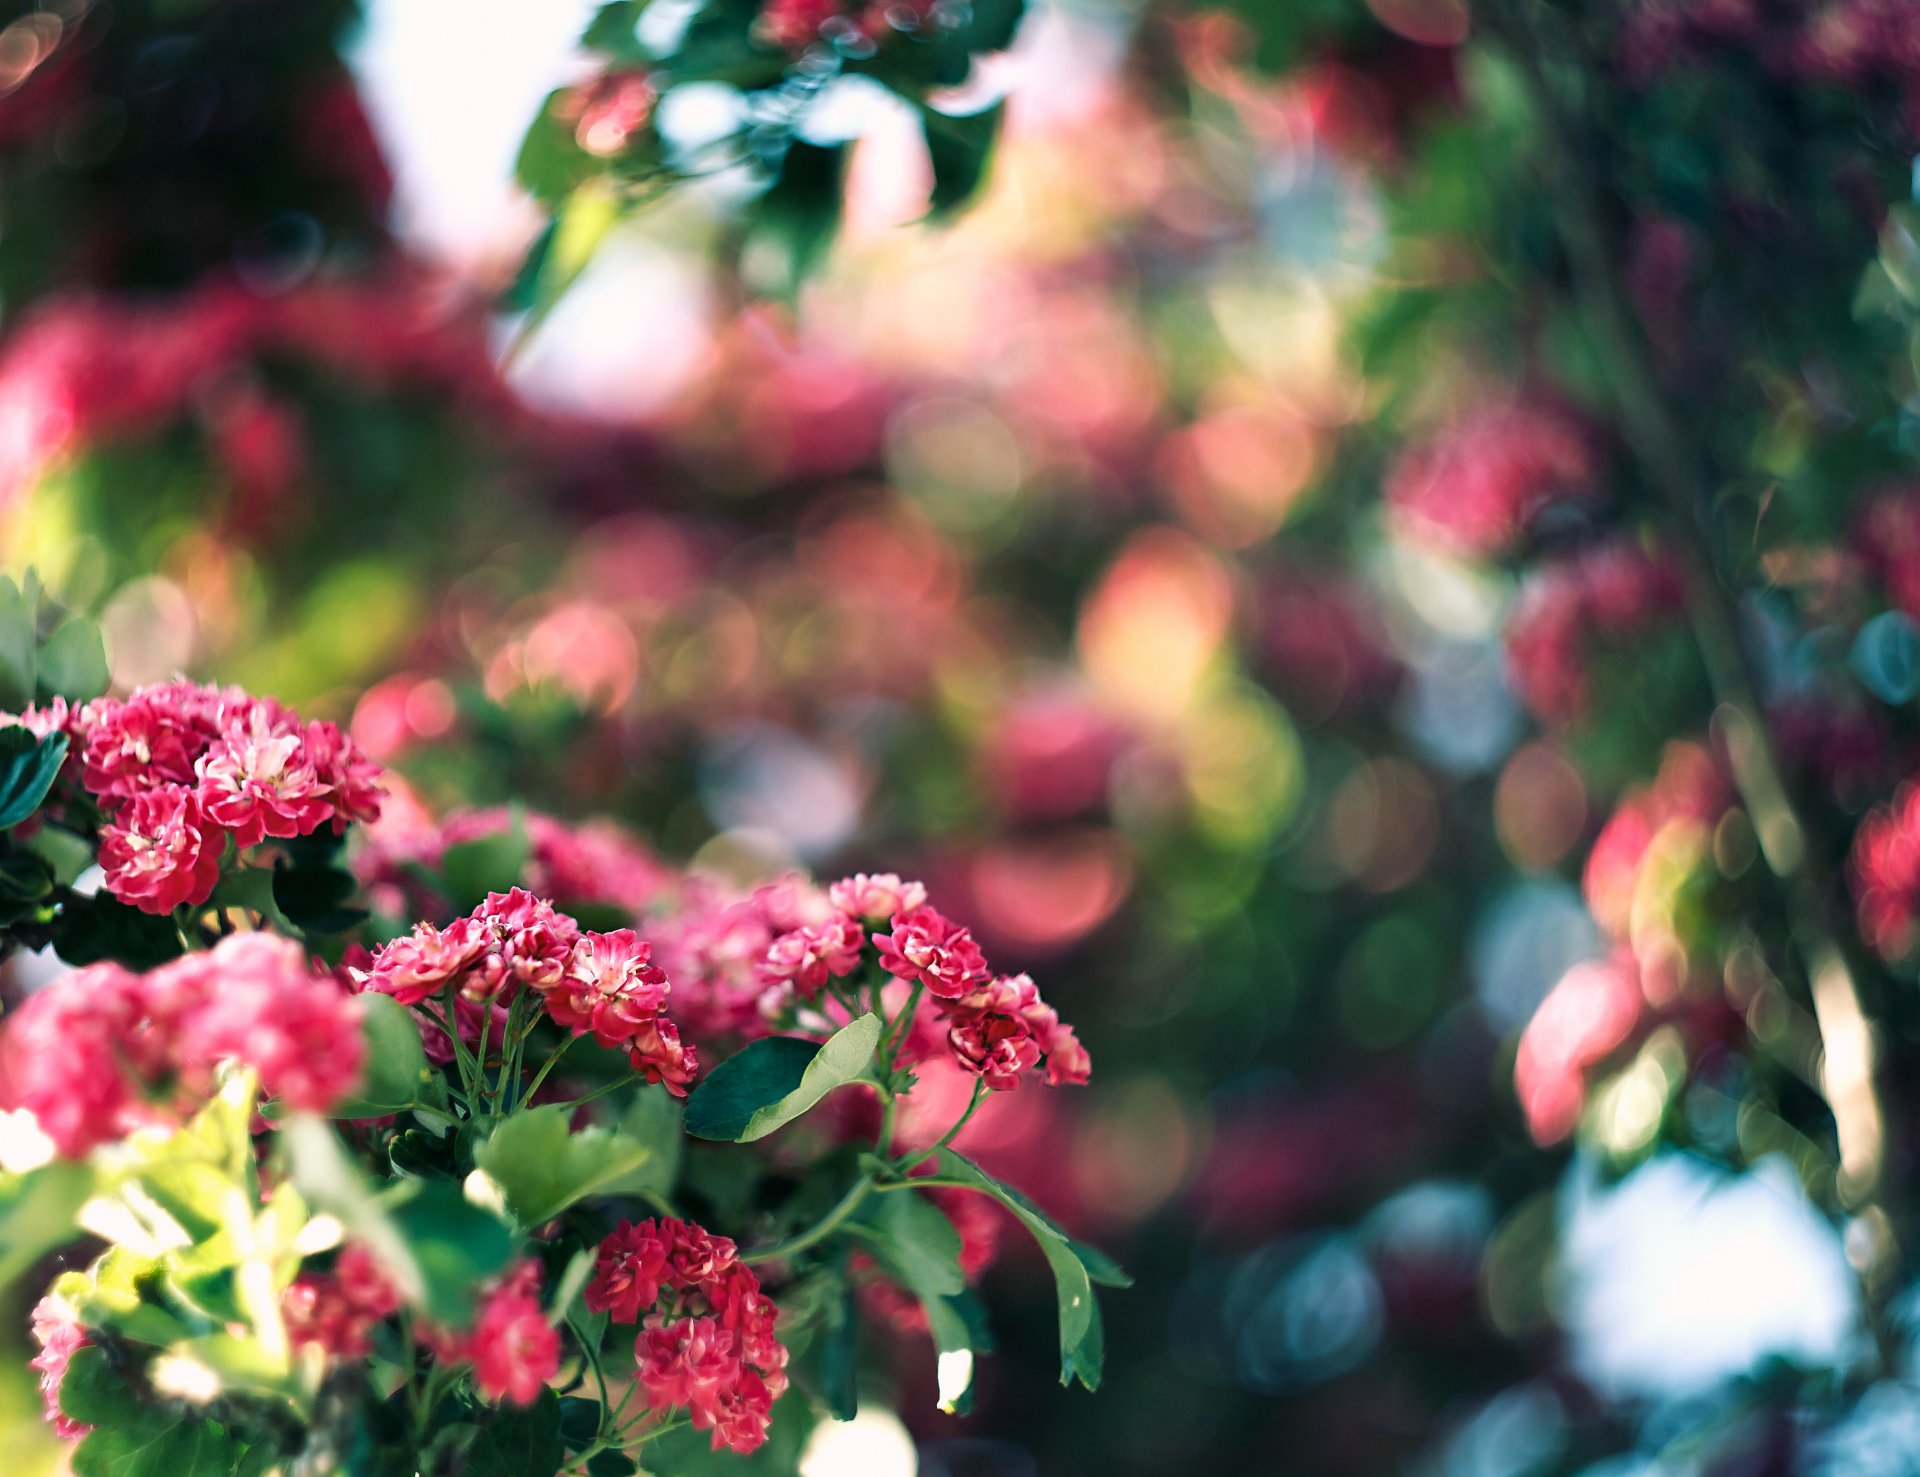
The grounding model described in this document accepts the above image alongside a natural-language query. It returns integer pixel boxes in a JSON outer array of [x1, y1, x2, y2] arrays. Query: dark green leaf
[[744, 141, 846, 302], [870, 1188, 965, 1298], [65, 1357, 242, 1477], [53, 890, 188, 969], [822, 1274, 859, 1422], [37, 617, 109, 702], [582, 1, 649, 60], [466, 1388, 564, 1477], [0, 727, 67, 829], [585, 1453, 638, 1477], [272, 861, 368, 938], [919, 102, 1003, 219], [558, 1395, 602, 1451], [684, 1013, 881, 1142]]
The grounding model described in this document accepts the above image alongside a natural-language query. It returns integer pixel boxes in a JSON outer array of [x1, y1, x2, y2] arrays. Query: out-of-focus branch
[[1479, 0, 1900, 1295]]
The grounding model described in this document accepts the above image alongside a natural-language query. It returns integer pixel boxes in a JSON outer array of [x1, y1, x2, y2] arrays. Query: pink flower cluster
[[365, 889, 695, 1094], [1386, 399, 1600, 558], [2, 932, 366, 1158], [0, 276, 507, 509], [282, 1244, 404, 1359], [756, 0, 938, 51], [17, 679, 382, 914], [29, 1293, 87, 1441], [1515, 952, 1645, 1144], [586, 1217, 788, 1454], [1850, 782, 1920, 961], [750, 876, 1093, 1092], [424, 1261, 560, 1407], [1504, 542, 1686, 724]]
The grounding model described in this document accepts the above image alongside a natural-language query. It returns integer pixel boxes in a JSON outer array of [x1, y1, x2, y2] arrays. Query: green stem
[[894, 1079, 987, 1175], [739, 1175, 875, 1266], [520, 1033, 579, 1108]]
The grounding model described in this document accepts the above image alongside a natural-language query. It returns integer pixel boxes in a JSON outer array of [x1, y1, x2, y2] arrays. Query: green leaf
[[37, 617, 109, 702], [0, 1158, 91, 1289], [684, 1013, 881, 1142], [744, 141, 846, 302], [931, 1150, 1119, 1392], [582, 1, 649, 60], [919, 102, 1004, 219], [282, 1116, 518, 1328], [205, 868, 296, 934], [437, 812, 532, 910], [125, 1072, 261, 1243], [822, 1274, 859, 1422], [52, 891, 186, 969], [601, 1083, 683, 1201], [0, 726, 67, 829], [0, 577, 36, 709], [272, 861, 369, 938], [471, 1102, 654, 1228], [326, 993, 444, 1120], [558, 1394, 601, 1451], [0, 843, 55, 923], [585, 1453, 638, 1477], [466, 1387, 564, 1477], [869, 1188, 965, 1298], [62, 1352, 243, 1477]]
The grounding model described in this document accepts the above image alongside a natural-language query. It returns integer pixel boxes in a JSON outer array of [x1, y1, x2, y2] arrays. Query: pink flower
[[542, 929, 670, 1048], [366, 916, 489, 1006], [2, 963, 146, 1156], [161, 933, 367, 1113], [1515, 953, 1644, 1144], [628, 1015, 698, 1097], [875, 905, 990, 999], [99, 783, 225, 914], [754, 914, 864, 999], [471, 1287, 559, 1406], [637, 1316, 740, 1417], [827, 873, 928, 921], [559, 68, 656, 156], [195, 706, 336, 847], [302, 719, 384, 830], [1852, 783, 1920, 961], [466, 889, 580, 1000], [1387, 398, 1599, 558], [78, 690, 206, 800], [29, 1293, 88, 1440], [586, 1220, 674, 1324], [283, 1244, 403, 1358]]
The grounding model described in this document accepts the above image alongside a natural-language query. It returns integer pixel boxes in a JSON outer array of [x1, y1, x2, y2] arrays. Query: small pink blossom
[[875, 905, 990, 999], [99, 783, 225, 914]]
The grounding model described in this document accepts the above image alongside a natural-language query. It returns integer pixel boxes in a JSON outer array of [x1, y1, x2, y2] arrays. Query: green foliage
[[470, 1102, 654, 1227], [465, 1388, 564, 1477], [37, 617, 110, 702], [0, 727, 68, 830], [434, 812, 531, 910], [61, 1349, 244, 1477], [283, 1116, 518, 1328], [684, 1013, 882, 1142], [930, 1150, 1127, 1392], [325, 993, 446, 1120], [50, 891, 186, 969], [920, 104, 1004, 219], [0, 1159, 94, 1289], [745, 142, 847, 302]]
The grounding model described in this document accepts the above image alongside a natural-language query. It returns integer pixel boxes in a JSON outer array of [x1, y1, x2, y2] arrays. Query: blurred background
[[8, 0, 1920, 1472]]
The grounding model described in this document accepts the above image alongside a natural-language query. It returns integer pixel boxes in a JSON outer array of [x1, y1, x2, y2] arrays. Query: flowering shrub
[[0, 587, 1119, 1474]]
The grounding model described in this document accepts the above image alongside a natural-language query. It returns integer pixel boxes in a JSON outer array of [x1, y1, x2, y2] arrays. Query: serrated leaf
[[37, 617, 109, 702], [684, 1013, 881, 1142], [62, 1351, 243, 1477], [0, 726, 67, 829], [472, 1102, 653, 1228]]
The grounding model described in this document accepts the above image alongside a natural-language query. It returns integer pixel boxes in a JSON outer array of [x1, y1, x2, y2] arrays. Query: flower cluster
[[1504, 542, 1686, 724], [1, 932, 366, 1157], [751, 878, 1092, 1092], [425, 1261, 561, 1407], [365, 889, 695, 1093], [16, 679, 383, 914], [587, 1217, 788, 1453], [1386, 399, 1600, 558], [1850, 782, 1920, 962], [756, 0, 938, 51], [282, 1245, 404, 1359]]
